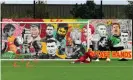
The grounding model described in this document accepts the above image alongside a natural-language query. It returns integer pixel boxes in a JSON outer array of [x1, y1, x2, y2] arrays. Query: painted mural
[[1, 19, 132, 59]]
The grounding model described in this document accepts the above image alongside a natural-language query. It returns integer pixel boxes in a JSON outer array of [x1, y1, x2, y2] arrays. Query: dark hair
[[99, 37, 106, 42], [32, 40, 42, 51], [30, 23, 40, 29], [14, 38, 20, 47], [121, 30, 128, 33], [3, 24, 15, 33], [120, 31, 129, 36], [98, 37, 109, 51], [112, 23, 120, 28], [47, 24, 54, 29], [46, 39, 57, 44], [57, 23, 68, 31], [32, 40, 40, 46]]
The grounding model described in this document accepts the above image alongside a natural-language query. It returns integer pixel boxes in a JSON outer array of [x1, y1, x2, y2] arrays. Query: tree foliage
[[35, 0, 49, 18], [125, 1, 133, 19], [70, 1, 103, 19]]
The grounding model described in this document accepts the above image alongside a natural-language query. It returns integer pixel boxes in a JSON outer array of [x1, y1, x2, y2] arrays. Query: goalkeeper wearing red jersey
[[72, 48, 96, 63]]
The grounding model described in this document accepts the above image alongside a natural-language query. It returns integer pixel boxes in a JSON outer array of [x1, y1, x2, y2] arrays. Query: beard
[[113, 32, 120, 37], [56, 33, 65, 42]]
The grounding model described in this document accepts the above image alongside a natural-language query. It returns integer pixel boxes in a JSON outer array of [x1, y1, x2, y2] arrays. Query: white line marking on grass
[[1, 59, 76, 61], [1, 66, 133, 68]]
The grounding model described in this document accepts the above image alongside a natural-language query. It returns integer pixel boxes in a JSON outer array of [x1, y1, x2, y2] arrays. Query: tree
[[70, 1, 103, 19], [1, 1, 5, 4], [35, 0, 47, 4], [35, 0, 49, 18], [125, 1, 133, 19]]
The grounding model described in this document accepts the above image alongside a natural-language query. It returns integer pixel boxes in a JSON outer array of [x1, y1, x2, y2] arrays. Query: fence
[[1, 4, 127, 19]]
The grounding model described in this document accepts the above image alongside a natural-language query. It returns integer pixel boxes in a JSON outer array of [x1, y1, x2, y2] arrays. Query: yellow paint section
[[41, 19, 81, 59], [42, 19, 77, 30], [41, 42, 47, 54], [8, 36, 15, 42], [56, 50, 67, 59], [8, 44, 17, 53], [7, 36, 17, 53]]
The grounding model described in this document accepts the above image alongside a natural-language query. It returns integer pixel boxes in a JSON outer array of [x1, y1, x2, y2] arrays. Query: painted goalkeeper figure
[[71, 48, 97, 63]]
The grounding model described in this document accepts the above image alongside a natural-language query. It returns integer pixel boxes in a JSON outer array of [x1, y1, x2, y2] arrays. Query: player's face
[[120, 32, 128, 43], [7, 28, 15, 37], [97, 25, 107, 37], [46, 26, 54, 36], [112, 24, 120, 36], [57, 28, 67, 36], [46, 42, 57, 55], [57, 28, 67, 41], [30, 27, 40, 38]]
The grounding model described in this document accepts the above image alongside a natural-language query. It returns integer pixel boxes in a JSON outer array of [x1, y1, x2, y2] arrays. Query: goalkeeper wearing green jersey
[[108, 23, 124, 51]]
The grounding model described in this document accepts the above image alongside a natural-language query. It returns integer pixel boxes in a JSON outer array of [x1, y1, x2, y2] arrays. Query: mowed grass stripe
[[1, 66, 133, 68]]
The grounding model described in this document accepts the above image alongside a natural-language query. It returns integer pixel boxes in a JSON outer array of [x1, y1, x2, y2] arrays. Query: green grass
[[1, 60, 133, 80]]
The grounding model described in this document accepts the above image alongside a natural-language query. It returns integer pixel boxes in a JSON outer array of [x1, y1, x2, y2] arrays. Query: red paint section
[[11, 19, 46, 38]]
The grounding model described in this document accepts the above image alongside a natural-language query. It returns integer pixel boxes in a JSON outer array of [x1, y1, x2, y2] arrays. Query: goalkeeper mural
[[90, 19, 132, 60]]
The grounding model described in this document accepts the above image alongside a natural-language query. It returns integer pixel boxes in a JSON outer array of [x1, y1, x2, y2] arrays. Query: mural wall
[[1, 19, 132, 59], [89, 19, 132, 59]]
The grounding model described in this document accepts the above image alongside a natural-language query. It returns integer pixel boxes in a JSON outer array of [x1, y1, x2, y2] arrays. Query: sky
[[0, 0, 130, 5]]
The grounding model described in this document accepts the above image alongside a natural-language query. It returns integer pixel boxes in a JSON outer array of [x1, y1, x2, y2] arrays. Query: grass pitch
[[1, 60, 133, 80]]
